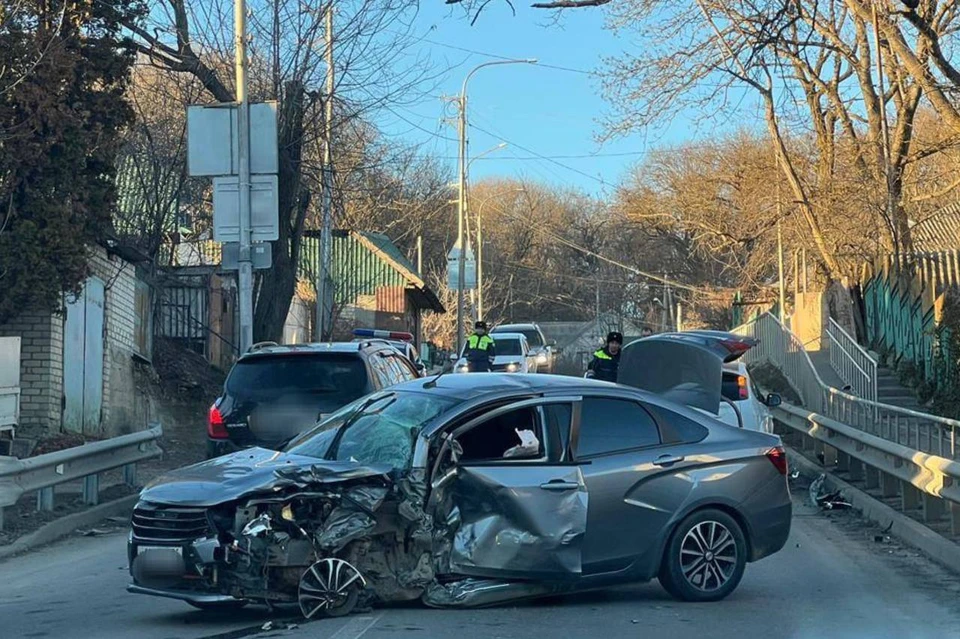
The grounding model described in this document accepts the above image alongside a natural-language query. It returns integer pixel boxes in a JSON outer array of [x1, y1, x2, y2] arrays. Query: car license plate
[[138, 545, 183, 556]]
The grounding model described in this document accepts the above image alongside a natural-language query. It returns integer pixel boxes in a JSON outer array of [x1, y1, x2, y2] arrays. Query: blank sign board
[[187, 102, 278, 176], [212, 175, 280, 243]]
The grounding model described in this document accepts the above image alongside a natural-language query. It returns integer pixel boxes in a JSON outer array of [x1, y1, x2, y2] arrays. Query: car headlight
[[506, 362, 520, 372], [536, 352, 548, 364], [457, 364, 469, 373]]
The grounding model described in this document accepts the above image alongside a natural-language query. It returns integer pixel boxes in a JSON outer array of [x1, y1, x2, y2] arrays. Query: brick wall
[[89, 248, 140, 435], [0, 311, 63, 439]]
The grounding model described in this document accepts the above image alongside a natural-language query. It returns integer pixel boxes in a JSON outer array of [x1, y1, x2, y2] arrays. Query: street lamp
[[475, 187, 524, 321], [453, 59, 537, 354]]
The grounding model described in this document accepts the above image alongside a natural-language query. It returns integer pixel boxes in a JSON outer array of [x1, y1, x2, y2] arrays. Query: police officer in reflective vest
[[586, 331, 623, 382], [465, 320, 497, 372]]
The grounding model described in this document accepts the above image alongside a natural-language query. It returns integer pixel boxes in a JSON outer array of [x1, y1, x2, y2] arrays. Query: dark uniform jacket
[[587, 347, 620, 382], [464, 334, 496, 372]]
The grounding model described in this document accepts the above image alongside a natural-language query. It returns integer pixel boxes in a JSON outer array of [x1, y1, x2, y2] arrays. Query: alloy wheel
[[679, 520, 738, 592], [298, 558, 364, 619]]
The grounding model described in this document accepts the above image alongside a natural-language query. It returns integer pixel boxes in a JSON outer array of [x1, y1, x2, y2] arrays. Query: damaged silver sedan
[[128, 373, 791, 618]]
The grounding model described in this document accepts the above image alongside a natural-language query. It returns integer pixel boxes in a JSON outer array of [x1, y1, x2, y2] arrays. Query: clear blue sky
[[371, 3, 759, 197]]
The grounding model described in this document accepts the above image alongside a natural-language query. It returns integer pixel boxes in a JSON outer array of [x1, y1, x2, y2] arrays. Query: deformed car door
[[443, 398, 588, 580]]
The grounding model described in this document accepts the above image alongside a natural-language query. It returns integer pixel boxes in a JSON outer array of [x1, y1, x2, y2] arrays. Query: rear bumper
[[741, 477, 792, 562], [127, 584, 243, 606]]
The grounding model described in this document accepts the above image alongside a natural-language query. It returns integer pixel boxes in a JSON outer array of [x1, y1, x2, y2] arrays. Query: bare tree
[[126, 0, 438, 341]]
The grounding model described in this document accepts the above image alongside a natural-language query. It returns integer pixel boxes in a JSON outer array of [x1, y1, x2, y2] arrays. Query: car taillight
[[765, 446, 788, 475], [208, 404, 228, 439], [738, 375, 748, 400]]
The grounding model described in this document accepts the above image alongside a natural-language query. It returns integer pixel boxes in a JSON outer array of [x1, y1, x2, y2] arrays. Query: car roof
[[489, 332, 525, 341], [238, 341, 389, 360], [492, 323, 540, 332], [392, 372, 651, 404], [395, 373, 729, 438]]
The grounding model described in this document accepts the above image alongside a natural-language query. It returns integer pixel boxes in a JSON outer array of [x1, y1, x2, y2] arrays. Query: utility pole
[[316, 6, 334, 342], [676, 303, 683, 332], [476, 206, 484, 321], [416, 235, 423, 348], [775, 144, 786, 320], [778, 221, 786, 320], [456, 91, 467, 350], [235, 0, 253, 352]]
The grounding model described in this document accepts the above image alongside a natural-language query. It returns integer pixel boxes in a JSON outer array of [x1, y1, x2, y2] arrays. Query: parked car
[[618, 330, 780, 431], [129, 362, 791, 616], [206, 341, 421, 458], [491, 323, 556, 373], [718, 361, 780, 433], [351, 329, 426, 376], [452, 332, 538, 373]]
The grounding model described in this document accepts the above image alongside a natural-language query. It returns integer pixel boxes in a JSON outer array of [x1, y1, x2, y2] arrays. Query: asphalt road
[[4, 495, 960, 639]]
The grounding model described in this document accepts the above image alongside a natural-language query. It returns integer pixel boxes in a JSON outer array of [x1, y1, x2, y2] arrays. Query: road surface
[[3, 495, 960, 639]]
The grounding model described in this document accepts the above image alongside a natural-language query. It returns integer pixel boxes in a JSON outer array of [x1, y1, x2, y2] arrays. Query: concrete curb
[[0, 494, 138, 562], [787, 446, 960, 576]]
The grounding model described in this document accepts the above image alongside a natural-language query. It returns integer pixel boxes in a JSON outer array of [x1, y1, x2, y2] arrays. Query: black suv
[[207, 341, 420, 458]]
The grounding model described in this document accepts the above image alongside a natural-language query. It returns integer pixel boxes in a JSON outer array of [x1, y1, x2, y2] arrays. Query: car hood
[[139, 447, 393, 507]]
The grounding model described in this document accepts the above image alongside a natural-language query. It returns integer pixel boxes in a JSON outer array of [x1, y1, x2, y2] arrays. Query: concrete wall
[[0, 311, 63, 439], [792, 291, 826, 351]]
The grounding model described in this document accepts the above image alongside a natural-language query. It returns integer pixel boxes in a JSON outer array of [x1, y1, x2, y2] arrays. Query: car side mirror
[[766, 393, 782, 407], [449, 353, 458, 362]]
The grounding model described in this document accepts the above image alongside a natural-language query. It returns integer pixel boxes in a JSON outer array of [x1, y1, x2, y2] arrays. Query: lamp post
[[454, 59, 537, 354]]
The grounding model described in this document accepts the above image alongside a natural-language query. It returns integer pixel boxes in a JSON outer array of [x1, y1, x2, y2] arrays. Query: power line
[[497, 208, 726, 296], [393, 31, 597, 76], [469, 121, 615, 188]]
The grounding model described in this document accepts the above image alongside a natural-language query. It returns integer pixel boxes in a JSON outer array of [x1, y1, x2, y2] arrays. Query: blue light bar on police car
[[353, 328, 414, 342]]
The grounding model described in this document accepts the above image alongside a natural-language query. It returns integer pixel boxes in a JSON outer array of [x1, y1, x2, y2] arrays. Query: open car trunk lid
[[617, 331, 757, 415]]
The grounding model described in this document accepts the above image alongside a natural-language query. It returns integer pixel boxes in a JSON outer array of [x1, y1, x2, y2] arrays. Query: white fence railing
[[825, 317, 878, 404], [733, 313, 960, 460]]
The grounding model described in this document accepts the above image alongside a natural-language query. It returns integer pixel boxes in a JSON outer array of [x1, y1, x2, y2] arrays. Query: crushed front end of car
[[127, 449, 442, 617]]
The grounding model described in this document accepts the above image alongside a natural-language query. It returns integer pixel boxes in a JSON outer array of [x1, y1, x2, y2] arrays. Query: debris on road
[[808, 474, 851, 510]]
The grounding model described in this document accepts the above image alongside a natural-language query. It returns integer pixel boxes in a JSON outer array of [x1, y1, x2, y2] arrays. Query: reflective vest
[[589, 347, 619, 382], [468, 334, 495, 350]]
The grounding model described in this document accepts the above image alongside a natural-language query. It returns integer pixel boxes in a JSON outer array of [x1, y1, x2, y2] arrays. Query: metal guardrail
[[0, 424, 162, 531], [734, 313, 960, 460], [773, 402, 960, 532], [825, 317, 878, 404]]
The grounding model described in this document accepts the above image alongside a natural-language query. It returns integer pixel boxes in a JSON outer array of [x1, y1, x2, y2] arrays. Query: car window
[[648, 405, 709, 445], [367, 355, 394, 389], [286, 392, 456, 469], [388, 354, 418, 381], [226, 354, 367, 403], [576, 397, 661, 457], [457, 406, 544, 462], [721, 371, 749, 402], [494, 328, 543, 347], [543, 403, 572, 461]]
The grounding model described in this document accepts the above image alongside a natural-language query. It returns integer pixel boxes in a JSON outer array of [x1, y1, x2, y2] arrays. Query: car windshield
[[494, 338, 523, 356], [284, 391, 457, 469], [226, 354, 367, 402], [496, 328, 542, 347]]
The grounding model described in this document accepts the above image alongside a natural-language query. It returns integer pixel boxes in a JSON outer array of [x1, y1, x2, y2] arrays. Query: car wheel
[[187, 600, 248, 611], [299, 558, 364, 619], [659, 508, 747, 602]]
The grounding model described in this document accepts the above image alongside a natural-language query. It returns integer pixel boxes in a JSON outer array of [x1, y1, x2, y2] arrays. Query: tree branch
[[531, 0, 611, 7]]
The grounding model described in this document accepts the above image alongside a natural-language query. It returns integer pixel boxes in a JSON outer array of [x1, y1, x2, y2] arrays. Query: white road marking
[[327, 613, 383, 639]]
